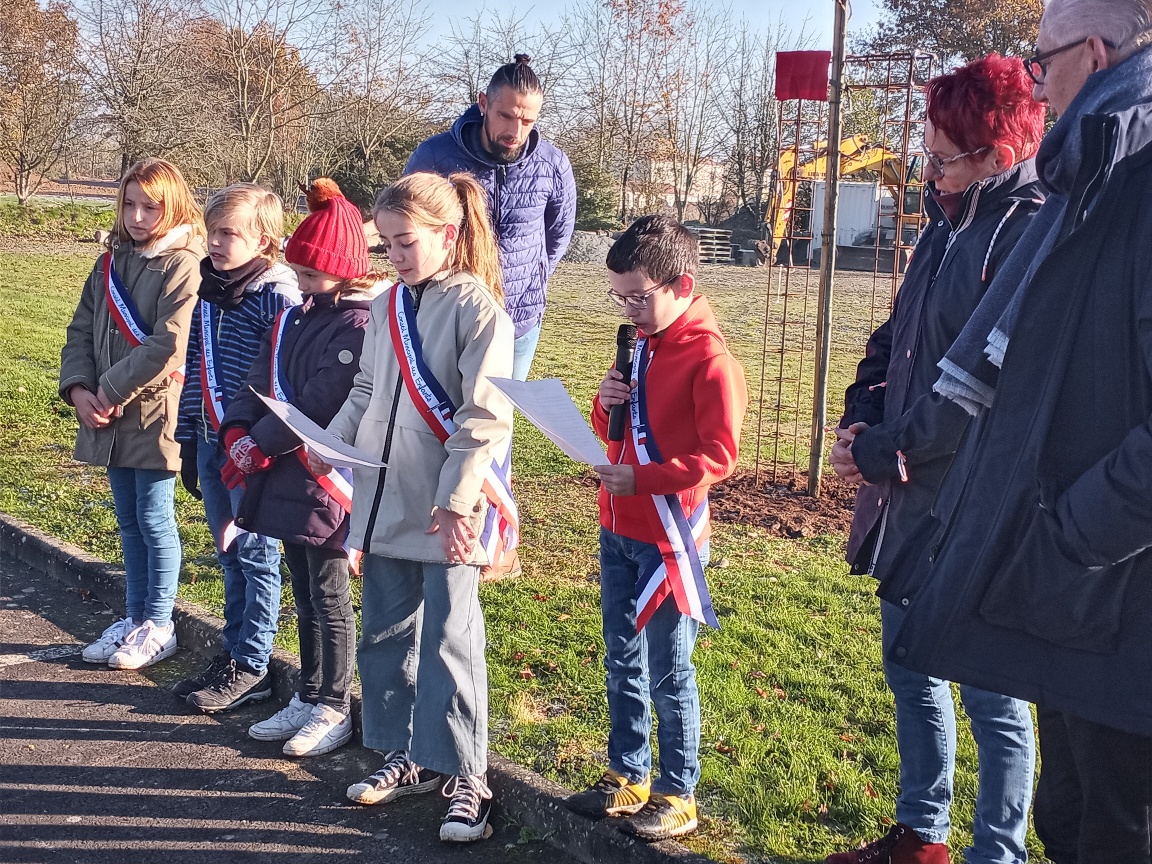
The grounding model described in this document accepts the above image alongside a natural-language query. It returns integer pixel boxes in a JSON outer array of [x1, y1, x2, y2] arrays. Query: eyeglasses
[[1024, 37, 1117, 84], [922, 142, 991, 173], [606, 274, 681, 309]]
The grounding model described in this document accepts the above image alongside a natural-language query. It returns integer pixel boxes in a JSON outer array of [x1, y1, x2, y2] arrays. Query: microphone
[[608, 324, 637, 442]]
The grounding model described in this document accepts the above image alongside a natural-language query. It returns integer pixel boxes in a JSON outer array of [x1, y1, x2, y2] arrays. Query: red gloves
[[222, 427, 273, 475], [221, 458, 246, 490]]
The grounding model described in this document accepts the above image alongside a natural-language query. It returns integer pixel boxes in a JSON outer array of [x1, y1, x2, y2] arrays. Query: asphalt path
[[0, 554, 568, 863]]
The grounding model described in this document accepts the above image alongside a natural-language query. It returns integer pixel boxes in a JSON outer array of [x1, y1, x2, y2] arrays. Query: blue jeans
[[882, 600, 1035, 863], [599, 528, 708, 796], [358, 556, 487, 777], [107, 467, 181, 627], [196, 439, 282, 674], [512, 323, 542, 381]]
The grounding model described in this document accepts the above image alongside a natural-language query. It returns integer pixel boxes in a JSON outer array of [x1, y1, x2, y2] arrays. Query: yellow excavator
[[766, 134, 924, 257]]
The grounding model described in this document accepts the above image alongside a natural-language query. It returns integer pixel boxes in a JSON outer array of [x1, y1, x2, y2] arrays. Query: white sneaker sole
[[282, 725, 352, 757], [249, 720, 311, 742], [622, 815, 698, 841], [190, 685, 272, 715], [347, 774, 442, 805], [107, 640, 177, 670], [82, 649, 119, 664], [439, 817, 492, 843]]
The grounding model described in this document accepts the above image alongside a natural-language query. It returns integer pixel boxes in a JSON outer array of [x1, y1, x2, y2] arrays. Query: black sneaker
[[439, 773, 493, 843], [619, 791, 698, 841], [186, 659, 271, 713], [565, 769, 650, 818], [347, 750, 442, 805], [171, 653, 230, 699]]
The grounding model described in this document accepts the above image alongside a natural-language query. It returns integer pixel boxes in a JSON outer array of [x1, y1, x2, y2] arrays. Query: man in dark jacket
[[405, 55, 576, 380], [826, 56, 1046, 864], [881, 1, 1152, 860]]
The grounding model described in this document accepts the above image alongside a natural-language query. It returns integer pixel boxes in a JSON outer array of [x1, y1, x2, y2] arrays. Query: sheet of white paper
[[488, 377, 607, 466], [254, 391, 386, 469]]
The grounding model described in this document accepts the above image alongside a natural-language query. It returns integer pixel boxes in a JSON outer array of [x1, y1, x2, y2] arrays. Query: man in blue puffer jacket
[[404, 54, 576, 380]]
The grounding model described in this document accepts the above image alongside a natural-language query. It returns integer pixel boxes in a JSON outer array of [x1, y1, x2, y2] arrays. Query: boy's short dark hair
[[606, 215, 699, 283]]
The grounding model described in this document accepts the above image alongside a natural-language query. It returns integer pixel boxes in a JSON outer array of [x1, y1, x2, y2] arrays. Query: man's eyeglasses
[[922, 142, 992, 174], [1024, 37, 1117, 84], [606, 274, 681, 309]]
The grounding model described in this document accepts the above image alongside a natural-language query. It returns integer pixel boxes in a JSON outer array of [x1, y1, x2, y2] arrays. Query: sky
[[428, 0, 884, 52]]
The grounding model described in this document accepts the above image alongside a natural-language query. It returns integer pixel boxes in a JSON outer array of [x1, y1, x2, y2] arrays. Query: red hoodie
[[592, 295, 748, 544]]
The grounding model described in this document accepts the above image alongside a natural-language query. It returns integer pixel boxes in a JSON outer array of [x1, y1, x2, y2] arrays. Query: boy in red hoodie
[[565, 215, 747, 841]]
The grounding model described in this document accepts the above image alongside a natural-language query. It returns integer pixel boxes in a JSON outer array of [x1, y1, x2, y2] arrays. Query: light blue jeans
[[882, 600, 1035, 863], [107, 467, 181, 627], [357, 555, 487, 777], [600, 528, 708, 796], [196, 438, 282, 674], [512, 323, 542, 381]]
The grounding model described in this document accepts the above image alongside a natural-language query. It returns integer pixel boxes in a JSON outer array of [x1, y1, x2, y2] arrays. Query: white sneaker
[[82, 617, 134, 663], [107, 620, 177, 670], [249, 694, 314, 741], [282, 703, 352, 757]]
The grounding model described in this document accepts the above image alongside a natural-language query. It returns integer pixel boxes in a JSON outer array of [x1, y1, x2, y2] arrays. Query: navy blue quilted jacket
[[176, 262, 301, 445], [404, 104, 577, 337]]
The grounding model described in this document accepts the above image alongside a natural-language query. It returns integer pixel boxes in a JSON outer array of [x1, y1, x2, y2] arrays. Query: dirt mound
[[710, 469, 856, 538], [563, 230, 615, 265]]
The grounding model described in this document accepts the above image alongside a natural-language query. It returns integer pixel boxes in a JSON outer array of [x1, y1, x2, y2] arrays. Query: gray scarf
[[934, 45, 1152, 415]]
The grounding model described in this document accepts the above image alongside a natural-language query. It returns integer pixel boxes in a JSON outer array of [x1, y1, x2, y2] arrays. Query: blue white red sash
[[268, 306, 355, 515], [386, 283, 519, 564], [198, 300, 227, 431], [102, 251, 185, 384], [629, 338, 718, 632]]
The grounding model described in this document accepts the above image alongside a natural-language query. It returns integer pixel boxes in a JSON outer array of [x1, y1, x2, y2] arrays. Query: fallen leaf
[[730, 661, 739, 670], [773, 686, 787, 700], [754, 687, 768, 698], [545, 661, 558, 673], [749, 670, 766, 679], [518, 667, 535, 680], [698, 639, 712, 649], [865, 782, 878, 799], [532, 593, 550, 602], [839, 734, 857, 742], [556, 614, 570, 622], [751, 723, 765, 732], [513, 652, 526, 661], [714, 741, 733, 755]]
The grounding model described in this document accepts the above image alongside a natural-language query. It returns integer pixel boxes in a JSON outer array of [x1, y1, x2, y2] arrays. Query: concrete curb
[[0, 512, 714, 864]]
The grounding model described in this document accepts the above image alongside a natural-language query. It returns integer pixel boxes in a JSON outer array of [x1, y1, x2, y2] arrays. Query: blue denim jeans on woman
[[599, 527, 708, 796], [196, 439, 282, 675], [106, 467, 181, 627], [881, 599, 1035, 864]]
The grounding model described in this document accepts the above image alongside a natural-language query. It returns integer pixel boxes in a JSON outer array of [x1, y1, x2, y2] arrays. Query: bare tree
[[0, 0, 84, 203], [657, 7, 729, 222], [75, 0, 207, 176]]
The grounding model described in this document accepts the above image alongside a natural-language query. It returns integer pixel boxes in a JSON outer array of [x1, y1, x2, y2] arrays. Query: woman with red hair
[[826, 55, 1046, 864]]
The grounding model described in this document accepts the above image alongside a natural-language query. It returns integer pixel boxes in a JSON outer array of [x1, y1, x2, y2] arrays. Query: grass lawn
[[0, 246, 1040, 863]]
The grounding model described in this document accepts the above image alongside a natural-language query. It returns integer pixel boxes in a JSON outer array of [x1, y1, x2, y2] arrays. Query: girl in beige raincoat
[[59, 158, 204, 671]]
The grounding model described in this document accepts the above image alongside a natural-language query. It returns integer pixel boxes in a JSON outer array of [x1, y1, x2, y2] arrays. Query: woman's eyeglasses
[[922, 143, 992, 173], [606, 274, 681, 309]]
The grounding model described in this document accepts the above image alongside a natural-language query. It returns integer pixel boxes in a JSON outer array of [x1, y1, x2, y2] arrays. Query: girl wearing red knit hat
[[218, 178, 390, 758]]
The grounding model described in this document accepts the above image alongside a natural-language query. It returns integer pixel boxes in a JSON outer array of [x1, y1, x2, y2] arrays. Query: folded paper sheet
[[254, 390, 387, 469], [488, 377, 607, 466]]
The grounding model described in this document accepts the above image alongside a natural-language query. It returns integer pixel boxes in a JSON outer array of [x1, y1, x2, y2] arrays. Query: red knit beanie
[[284, 178, 369, 280]]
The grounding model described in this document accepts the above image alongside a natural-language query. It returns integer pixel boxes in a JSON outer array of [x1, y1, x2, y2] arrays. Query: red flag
[[775, 51, 832, 102]]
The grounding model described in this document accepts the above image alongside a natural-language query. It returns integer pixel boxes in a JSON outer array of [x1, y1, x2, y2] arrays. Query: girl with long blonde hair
[[317, 171, 516, 843], [60, 157, 204, 670]]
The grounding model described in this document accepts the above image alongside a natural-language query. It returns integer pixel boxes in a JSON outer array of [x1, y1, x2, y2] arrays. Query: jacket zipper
[[360, 284, 424, 555]]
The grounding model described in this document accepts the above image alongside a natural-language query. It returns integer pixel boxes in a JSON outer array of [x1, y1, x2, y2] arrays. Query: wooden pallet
[[688, 227, 733, 264]]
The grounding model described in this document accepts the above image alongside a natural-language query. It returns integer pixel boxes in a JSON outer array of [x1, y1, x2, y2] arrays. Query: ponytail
[[447, 172, 503, 303], [372, 171, 504, 304]]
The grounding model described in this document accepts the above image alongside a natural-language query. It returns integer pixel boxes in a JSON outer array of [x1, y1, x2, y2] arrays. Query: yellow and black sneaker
[[619, 791, 698, 841], [564, 769, 651, 818]]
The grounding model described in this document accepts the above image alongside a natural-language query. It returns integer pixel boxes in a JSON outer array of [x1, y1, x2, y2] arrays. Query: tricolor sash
[[386, 283, 519, 563], [102, 251, 185, 384], [268, 306, 355, 515], [629, 337, 719, 632], [198, 300, 227, 431]]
